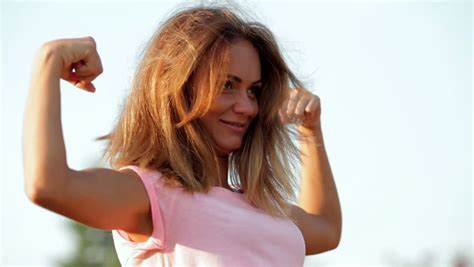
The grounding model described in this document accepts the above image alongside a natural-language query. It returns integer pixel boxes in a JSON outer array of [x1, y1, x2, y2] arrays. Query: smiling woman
[[200, 38, 261, 158], [22, 3, 341, 266]]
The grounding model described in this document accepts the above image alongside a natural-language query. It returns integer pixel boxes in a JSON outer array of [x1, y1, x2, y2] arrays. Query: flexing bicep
[[31, 167, 152, 235], [290, 204, 340, 255]]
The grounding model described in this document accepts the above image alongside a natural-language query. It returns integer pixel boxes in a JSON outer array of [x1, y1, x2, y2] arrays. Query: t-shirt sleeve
[[113, 165, 165, 251]]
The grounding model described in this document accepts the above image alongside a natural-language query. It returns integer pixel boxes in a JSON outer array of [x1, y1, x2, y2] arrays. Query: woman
[[23, 5, 341, 266]]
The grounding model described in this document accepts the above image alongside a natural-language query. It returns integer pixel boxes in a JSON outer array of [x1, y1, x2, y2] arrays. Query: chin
[[215, 141, 242, 155]]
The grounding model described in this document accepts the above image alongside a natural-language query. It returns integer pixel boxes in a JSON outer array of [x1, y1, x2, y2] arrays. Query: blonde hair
[[97, 5, 303, 218]]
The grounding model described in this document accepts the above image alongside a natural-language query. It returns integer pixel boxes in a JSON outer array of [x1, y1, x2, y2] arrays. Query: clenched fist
[[38, 36, 103, 93], [279, 87, 321, 131]]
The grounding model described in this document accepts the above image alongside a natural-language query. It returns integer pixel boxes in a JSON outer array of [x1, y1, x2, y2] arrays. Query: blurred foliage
[[384, 249, 473, 267], [55, 220, 120, 267]]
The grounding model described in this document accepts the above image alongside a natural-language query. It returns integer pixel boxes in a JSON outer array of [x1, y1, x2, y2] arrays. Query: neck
[[216, 155, 230, 189]]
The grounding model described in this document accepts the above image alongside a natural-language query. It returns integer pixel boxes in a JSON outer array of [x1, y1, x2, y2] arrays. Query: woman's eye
[[248, 86, 261, 98], [224, 81, 234, 90]]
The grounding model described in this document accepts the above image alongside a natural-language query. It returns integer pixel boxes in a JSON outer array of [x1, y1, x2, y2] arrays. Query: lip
[[219, 119, 247, 133]]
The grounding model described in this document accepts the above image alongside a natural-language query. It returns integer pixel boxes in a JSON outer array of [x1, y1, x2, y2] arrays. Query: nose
[[232, 90, 258, 117]]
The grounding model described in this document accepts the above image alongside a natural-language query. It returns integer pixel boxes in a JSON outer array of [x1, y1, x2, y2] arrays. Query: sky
[[1, 0, 472, 266]]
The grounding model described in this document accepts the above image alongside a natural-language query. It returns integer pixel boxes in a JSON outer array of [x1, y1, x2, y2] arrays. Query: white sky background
[[1, 0, 472, 266]]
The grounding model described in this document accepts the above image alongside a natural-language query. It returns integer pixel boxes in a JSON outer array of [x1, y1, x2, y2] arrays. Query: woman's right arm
[[22, 37, 152, 240]]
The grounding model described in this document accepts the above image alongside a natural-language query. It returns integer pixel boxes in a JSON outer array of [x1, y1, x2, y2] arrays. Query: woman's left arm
[[281, 88, 342, 255]]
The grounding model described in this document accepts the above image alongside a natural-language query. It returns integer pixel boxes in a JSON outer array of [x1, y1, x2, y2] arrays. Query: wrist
[[298, 124, 324, 147], [35, 42, 64, 79], [298, 123, 322, 136]]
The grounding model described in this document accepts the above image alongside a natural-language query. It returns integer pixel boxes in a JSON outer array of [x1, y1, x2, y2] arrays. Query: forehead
[[227, 38, 261, 83]]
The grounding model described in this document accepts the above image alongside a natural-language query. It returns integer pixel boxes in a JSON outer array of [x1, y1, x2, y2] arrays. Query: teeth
[[224, 121, 243, 127]]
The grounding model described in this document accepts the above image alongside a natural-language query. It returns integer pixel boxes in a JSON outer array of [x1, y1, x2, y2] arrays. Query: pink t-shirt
[[112, 165, 306, 266]]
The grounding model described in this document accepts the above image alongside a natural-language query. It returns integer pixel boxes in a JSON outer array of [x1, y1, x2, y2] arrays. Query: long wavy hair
[[97, 5, 303, 218]]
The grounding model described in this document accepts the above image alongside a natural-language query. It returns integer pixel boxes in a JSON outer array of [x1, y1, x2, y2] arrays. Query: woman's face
[[199, 38, 261, 156]]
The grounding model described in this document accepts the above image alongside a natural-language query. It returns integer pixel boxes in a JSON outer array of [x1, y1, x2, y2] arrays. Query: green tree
[[55, 221, 120, 267]]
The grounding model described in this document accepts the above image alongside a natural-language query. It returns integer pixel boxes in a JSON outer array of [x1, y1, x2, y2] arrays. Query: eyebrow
[[227, 74, 261, 85]]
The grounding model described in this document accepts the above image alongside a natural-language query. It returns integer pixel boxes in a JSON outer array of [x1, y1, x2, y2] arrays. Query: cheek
[[200, 113, 217, 127], [207, 96, 230, 113]]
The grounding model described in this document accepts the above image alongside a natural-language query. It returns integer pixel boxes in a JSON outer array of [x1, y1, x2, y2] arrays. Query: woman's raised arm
[[22, 37, 152, 240], [281, 88, 342, 255]]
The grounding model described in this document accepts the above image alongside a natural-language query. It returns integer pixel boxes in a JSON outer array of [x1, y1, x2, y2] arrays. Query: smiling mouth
[[221, 120, 245, 127], [220, 120, 246, 131]]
